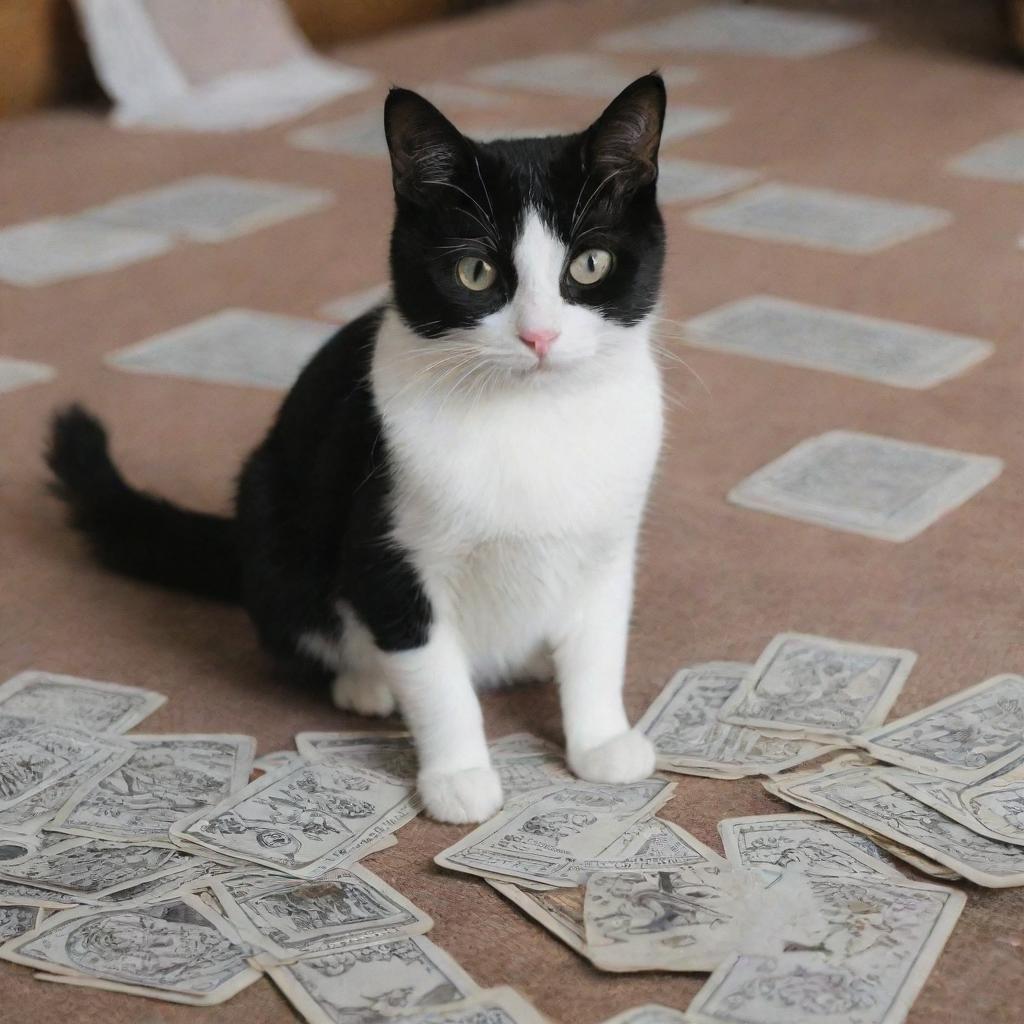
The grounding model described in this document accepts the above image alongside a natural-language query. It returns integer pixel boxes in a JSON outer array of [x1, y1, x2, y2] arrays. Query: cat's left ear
[[385, 88, 470, 203], [585, 74, 666, 193]]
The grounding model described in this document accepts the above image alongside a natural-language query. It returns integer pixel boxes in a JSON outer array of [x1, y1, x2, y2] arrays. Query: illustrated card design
[[728, 430, 1003, 541], [107, 308, 332, 390], [81, 175, 333, 242], [211, 864, 432, 961], [0, 671, 166, 734], [686, 872, 963, 1024], [683, 295, 992, 389], [720, 634, 916, 738], [171, 759, 419, 877], [0, 837, 193, 900], [0, 904, 42, 942], [0, 715, 127, 812], [859, 674, 1024, 782], [435, 780, 674, 888], [0, 896, 259, 1004], [266, 935, 478, 1024], [775, 763, 1024, 886], [638, 661, 835, 774], [718, 813, 905, 878], [489, 881, 587, 953], [689, 183, 951, 254], [52, 734, 255, 842]]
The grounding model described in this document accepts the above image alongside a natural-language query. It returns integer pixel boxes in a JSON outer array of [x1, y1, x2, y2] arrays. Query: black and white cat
[[47, 74, 668, 825]]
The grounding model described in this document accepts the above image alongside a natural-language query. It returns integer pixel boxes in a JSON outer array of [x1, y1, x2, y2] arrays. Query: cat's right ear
[[385, 88, 469, 203]]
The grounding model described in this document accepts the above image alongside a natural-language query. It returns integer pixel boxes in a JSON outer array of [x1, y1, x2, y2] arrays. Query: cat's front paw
[[331, 673, 397, 718], [568, 730, 655, 784], [418, 766, 504, 824]]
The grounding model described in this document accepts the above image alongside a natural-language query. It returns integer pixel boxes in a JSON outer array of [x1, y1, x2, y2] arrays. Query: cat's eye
[[568, 249, 613, 286], [456, 256, 497, 292]]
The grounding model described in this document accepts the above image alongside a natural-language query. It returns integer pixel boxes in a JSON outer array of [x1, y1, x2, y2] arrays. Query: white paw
[[418, 766, 504, 824], [331, 673, 397, 718], [568, 730, 656, 784]]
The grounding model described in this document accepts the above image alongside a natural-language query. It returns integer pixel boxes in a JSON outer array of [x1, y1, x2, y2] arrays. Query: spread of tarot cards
[[0, 646, 1022, 1024]]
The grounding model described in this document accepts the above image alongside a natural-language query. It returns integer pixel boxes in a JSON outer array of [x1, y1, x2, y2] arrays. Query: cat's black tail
[[46, 405, 242, 602]]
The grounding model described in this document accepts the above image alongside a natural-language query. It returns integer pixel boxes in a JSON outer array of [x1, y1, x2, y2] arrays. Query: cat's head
[[384, 74, 666, 380]]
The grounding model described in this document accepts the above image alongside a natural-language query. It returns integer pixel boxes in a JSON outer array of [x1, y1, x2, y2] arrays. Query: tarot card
[[774, 762, 1024, 887], [638, 661, 837, 773], [296, 731, 417, 783], [858, 674, 1024, 782], [728, 430, 1002, 541], [683, 295, 993, 389], [689, 184, 950, 254], [82, 175, 333, 242], [107, 307, 332, 390], [720, 634, 916, 739], [686, 876, 964, 1024], [0, 358, 55, 395], [947, 131, 1024, 183], [658, 159, 760, 205], [601, 4, 873, 57], [1, 895, 260, 1004], [320, 283, 390, 322], [961, 773, 1024, 845], [0, 714, 127, 812], [266, 935, 478, 1024], [210, 863, 432, 962], [435, 779, 674, 888], [0, 216, 172, 287], [346, 987, 546, 1024], [583, 865, 800, 973], [171, 759, 419, 878], [0, 669, 164, 734], [489, 881, 587, 953], [0, 744, 131, 836], [880, 768, 1022, 847], [0, 837, 194, 900], [600, 1006, 689, 1024], [0, 903, 43, 942], [718, 813, 905, 878], [579, 816, 728, 874], [51, 734, 255, 843], [253, 749, 306, 773]]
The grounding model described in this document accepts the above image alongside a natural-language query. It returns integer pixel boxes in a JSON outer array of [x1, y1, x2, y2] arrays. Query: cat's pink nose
[[518, 327, 560, 357]]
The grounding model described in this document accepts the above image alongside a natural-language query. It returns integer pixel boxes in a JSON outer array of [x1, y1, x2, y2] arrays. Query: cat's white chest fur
[[373, 309, 663, 683]]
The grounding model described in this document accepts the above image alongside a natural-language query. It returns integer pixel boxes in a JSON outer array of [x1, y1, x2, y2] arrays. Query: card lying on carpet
[[107, 308, 332, 389], [657, 159, 760, 205], [601, 3, 874, 57], [683, 295, 993, 388], [947, 131, 1024, 183], [689, 183, 951, 253], [265, 935, 478, 1024], [0, 217, 171, 287], [81, 176, 333, 243], [728, 430, 1003, 541], [719, 633, 917, 740], [0, 359, 55, 395]]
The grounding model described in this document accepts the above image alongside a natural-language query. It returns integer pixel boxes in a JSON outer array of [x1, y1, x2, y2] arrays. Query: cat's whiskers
[[569, 169, 623, 244], [422, 179, 499, 249]]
